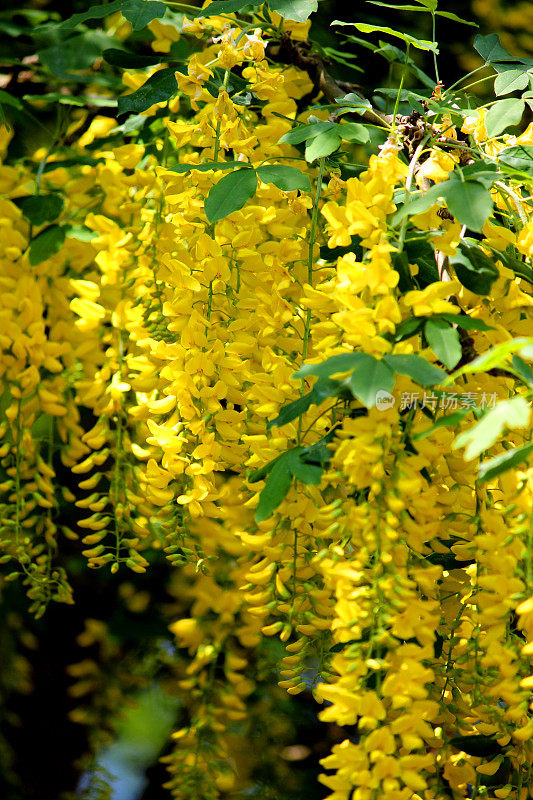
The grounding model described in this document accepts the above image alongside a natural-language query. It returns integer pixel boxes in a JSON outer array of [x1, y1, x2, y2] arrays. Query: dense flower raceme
[[1, 2, 533, 798]]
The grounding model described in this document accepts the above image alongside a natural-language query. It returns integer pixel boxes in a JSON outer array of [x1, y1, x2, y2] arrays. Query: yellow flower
[[403, 280, 461, 316]]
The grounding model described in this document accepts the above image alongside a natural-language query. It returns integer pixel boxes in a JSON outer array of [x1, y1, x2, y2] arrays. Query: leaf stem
[[431, 13, 440, 84], [495, 180, 528, 226], [392, 43, 410, 127], [213, 69, 230, 162], [396, 133, 431, 252], [298, 157, 326, 447]]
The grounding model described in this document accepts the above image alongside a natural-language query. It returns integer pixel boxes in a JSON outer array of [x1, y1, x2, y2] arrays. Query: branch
[[267, 36, 392, 126]]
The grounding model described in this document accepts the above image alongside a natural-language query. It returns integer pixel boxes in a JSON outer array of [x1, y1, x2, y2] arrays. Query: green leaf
[[511, 354, 533, 387], [338, 122, 370, 142], [368, 2, 432, 11], [391, 250, 413, 292], [384, 354, 447, 386], [300, 430, 337, 467], [494, 248, 533, 283], [437, 313, 494, 331], [368, 0, 474, 17], [395, 166, 498, 232], [24, 92, 116, 108], [256, 165, 311, 192], [111, 114, 148, 135], [474, 34, 517, 63], [121, 0, 167, 29], [0, 89, 23, 110], [279, 121, 335, 145], [460, 162, 500, 186], [54, 0, 123, 29], [290, 458, 323, 484], [248, 453, 284, 484], [453, 397, 531, 460], [205, 168, 258, 224], [485, 98, 525, 138], [169, 161, 242, 174], [424, 319, 462, 370], [293, 352, 367, 380], [393, 183, 446, 223], [103, 48, 163, 69], [436, 10, 477, 25], [29, 225, 66, 267], [498, 144, 533, 175], [305, 130, 342, 162], [478, 443, 533, 483], [255, 454, 293, 522], [56, 0, 166, 32], [196, 0, 262, 16], [254, 448, 324, 522], [449, 735, 503, 758], [332, 21, 439, 53], [427, 552, 475, 569], [444, 181, 493, 233], [14, 194, 64, 227], [65, 225, 98, 242], [335, 93, 373, 112], [404, 238, 440, 287], [390, 317, 425, 342], [494, 69, 529, 96], [348, 355, 395, 408], [412, 0, 437, 9], [267, 378, 344, 429], [269, 0, 318, 22], [39, 31, 115, 78], [450, 245, 499, 295], [451, 338, 533, 379], [42, 155, 105, 171], [118, 68, 178, 116]]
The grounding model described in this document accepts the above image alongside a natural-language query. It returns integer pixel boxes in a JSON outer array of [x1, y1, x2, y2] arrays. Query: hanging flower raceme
[[2, 2, 533, 799]]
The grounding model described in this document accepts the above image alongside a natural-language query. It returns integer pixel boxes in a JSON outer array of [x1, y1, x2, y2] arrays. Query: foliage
[[1, 0, 533, 799]]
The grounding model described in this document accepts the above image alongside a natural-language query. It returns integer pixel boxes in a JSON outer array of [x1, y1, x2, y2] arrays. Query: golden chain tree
[[2, 0, 533, 798]]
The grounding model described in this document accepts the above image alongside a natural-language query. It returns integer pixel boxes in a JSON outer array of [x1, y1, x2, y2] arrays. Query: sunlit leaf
[[269, 0, 318, 22], [478, 443, 533, 483], [332, 21, 439, 52], [348, 355, 395, 408], [485, 98, 525, 138], [444, 181, 493, 232], [117, 68, 178, 115], [424, 319, 462, 370], [453, 397, 531, 460], [205, 168, 258, 223], [383, 354, 446, 385], [494, 69, 529, 96], [474, 33, 517, 63], [29, 225, 66, 266], [256, 165, 311, 192], [14, 194, 64, 226], [305, 130, 342, 161]]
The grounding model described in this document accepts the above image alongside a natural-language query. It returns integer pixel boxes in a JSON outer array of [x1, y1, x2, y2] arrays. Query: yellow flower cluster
[[1, 3, 533, 799]]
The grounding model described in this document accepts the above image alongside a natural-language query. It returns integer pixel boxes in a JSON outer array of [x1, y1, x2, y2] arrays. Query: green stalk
[[431, 13, 440, 84], [443, 66, 490, 96], [301, 157, 326, 362], [392, 43, 410, 128], [297, 157, 325, 443], [396, 133, 431, 253]]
